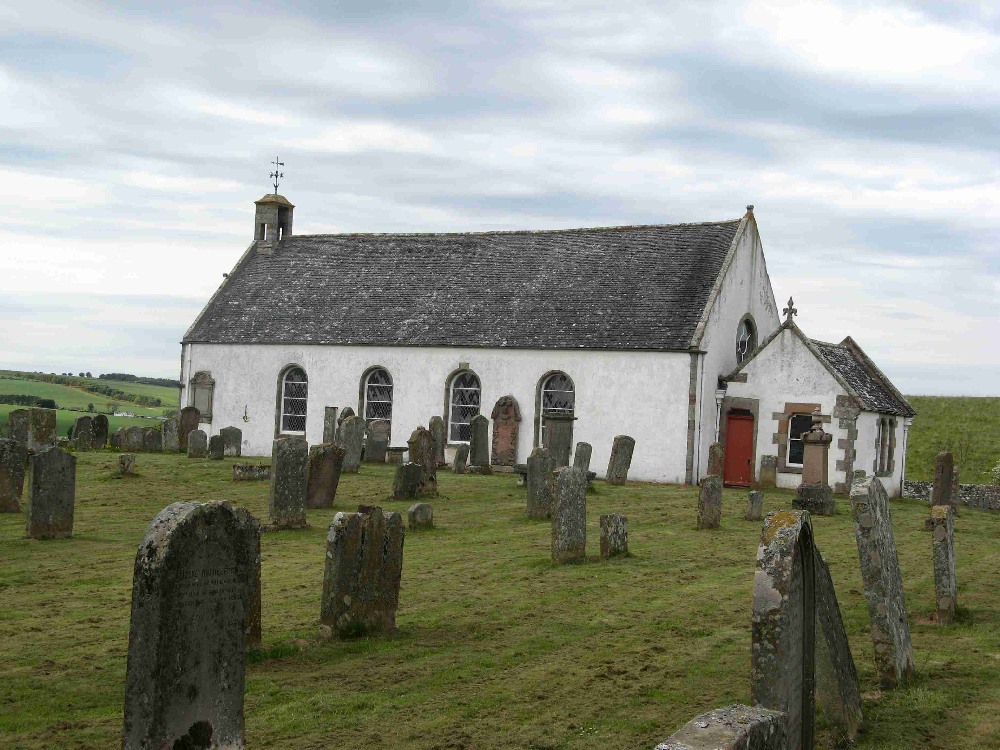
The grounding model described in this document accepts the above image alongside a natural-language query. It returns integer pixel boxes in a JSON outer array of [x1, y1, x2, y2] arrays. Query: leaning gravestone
[[122, 501, 255, 750], [490, 396, 521, 466], [551, 466, 587, 564], [469, 413, 490, 470], [187, 430, 208, 458], [929, 505, 957, 625], [208, 435, 225, 460], [323, 406, 339, 444], [125, 426, 145, 452], [751, 510, 816, 750], [0, 438, 28, 513], [366, 419, 390, 463], [599, 513, 628, 558], [307, 443, 345, 509], [452, 444, 469, 474], [429, 416, 447, 467], [341, 415, 365, 473], [746, 490, 764, 521], [526, 446, 555, 520], [144, 427, 162, 452], [320, 508, 405, 637], [72, 415, 94, 451], [697, 475, 723, 530], [573, 441, 592, 473], [178, 406, 201, 452], [161, 417, 180, 452], [408, 502, 433, 530], [849, 476, 916, 688], [606, 435, 635, 485], [220, 426, 242, 457], [654, 705, 788, 750], [269, 436, 308, 529], [25, 447, 76, 539], [28, 408, 57, 452], [118, 453, 136, 476], [91, 414, 109, 449]]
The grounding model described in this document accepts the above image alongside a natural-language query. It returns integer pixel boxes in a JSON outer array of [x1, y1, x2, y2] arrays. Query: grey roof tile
[[812, 340, 914, 416]]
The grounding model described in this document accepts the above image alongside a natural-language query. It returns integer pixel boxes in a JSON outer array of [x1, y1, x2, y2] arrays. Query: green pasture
[[0, 404, 159, 438], [1, 455, 998, 749], [0, 371, 177, 411], [905, 397, 1000, 484]]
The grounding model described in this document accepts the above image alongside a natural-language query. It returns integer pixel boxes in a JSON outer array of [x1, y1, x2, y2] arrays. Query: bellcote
[[254, 193, 294, 245]]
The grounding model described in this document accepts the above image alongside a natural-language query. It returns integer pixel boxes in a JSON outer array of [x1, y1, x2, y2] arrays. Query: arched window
[[448, 371, 481, 442], [279, 366, 308, 434], [537, 371, 575, 444], [737, 317, 757, 364], [363, 368, 393, 422]]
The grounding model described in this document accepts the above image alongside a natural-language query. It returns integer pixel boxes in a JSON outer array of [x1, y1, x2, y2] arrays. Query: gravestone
[[125, 426, 145, 452], [178, 406, 201, 452], [269, 436, 308, 529], [928, 505, 957, 625], [408, 503, 433, 530], [751, 510, 816, 750], [0, 438, 28, 513], [543, 413, 575, 468], [233, 464, 270, 481], [759, 455, 778, 488], [653, 705, 788, 750], [335, 406, 355, 446], [28, 408, 57, 452], [25, 447, 76, 539], [143, 427, 162, 452], [490, 396, 521, 466], [72, 415, 94, 451], [930, 451, 958, 518], [697, 475, 722, 529], [208, 434, 225, 460], [793, 413, 835, 516], [220, 426, 242, 457], [320, 508, 404, 637], [392, 462, 428, 501], [526, 447, 555, 520], [606, 435, 635, 485], [366, 419, 390, 463], [341, 415, 365, 473], [187, 429, 208, 458], [407, 426, 437, 495], [161, 417, 180, 452], [599, 513, 628, 558], [746, 490, 764, 521], [109, 430, 123, 450], [469, 413, 490, 469], [814, 548, 863, 744], [307, 443, 345, 509], [118, 453, 137, 475], [429, 416, 447, 467], [386, 446, 406, 465], [122, 500, 255, 750], [8, 409, 29, 445], [707, 441, 724, 477], [323, 406, 339, 445], [91, 413, 109, 448], [241, 507, 263, 650], [551, 466, 587, 564], [849, 476, 916, 688], [573, 441, 592, 473], [453, 444, 469, 474]]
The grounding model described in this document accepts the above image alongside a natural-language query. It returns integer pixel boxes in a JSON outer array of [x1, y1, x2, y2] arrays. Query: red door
[[723, 413, 755, 487]]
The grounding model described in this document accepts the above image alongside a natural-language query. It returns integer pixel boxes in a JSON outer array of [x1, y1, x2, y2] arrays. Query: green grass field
[[1, 456, 998, 749], [905, 397, 1000, 484]]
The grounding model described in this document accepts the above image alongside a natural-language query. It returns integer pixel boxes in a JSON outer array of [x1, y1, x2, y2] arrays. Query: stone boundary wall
[[902, 480, 1000, 512]]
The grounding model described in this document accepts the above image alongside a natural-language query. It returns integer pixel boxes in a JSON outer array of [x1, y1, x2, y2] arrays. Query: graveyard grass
[[2, 456, 999, 749]]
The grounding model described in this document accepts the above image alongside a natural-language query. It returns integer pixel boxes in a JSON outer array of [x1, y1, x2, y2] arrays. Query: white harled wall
[[180, 343, 694, 483]]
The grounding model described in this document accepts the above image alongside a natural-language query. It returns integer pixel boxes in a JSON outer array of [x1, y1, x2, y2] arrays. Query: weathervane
[[783, 297, 798, 323], [269, 156, 284, 194]]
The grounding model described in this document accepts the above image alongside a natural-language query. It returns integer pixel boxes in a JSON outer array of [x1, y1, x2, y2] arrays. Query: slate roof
[[185, 220, 743, 350], [811, 339, 915, 417]]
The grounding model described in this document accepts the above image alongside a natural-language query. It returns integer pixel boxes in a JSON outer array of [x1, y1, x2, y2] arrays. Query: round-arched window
[[363, 368, 393, 422], [538, 372, 575, 443], [736, 318, 757, 364], [448, 371, 481, 442], [280, 367, 308, 433]]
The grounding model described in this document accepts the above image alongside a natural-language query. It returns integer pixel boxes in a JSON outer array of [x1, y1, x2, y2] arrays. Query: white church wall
[[181, 342, 693, 483], [853, 411, 905, 498]]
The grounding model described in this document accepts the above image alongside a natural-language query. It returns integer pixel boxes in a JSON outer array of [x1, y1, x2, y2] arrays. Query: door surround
[[718, 396, 760, 484]]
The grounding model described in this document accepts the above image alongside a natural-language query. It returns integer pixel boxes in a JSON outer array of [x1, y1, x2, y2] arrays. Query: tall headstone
[[8, 409, 29, 446], [126, 426, 145, 452], [91, 414, 109, 449], [653, 705, 788, 750], [429, 416, 447, 467], [335, 406, 355, 447], [469, 414, 490, 469], [187, 429, 208, 458], [161, 417, 180, 452], [269, 436, 308, 529], [144, 427, 162, 452], [928, 505, 957, 625], [759, 455, 778, 489], [543, 413, 575, 468], [746, 490, 764, 521], [551, 466, 587, 564], [392, 462, 427, 501], [407, 502, 433, 530], [320, 508, 404, 637], [526, 447, 555, 520], [72, 415, 94, 451], [572, 442, 592, 472], [178, 406, 201, 452], [599, 513, 628, 558], [606, 435, 635, 485], [208, 434, 225, 460], [490, 396, 520, 466], [697, 475, 723, 529], [241, 508, 263, 650], [931, 451, 955, 509], [751, 510, 816, 750], [0, 438, 28, 513], [706, 442, 724, 477], [220, 426, 242, 457], [307, 443, 345, 509], [849, 476, 916, 688], [323, 406, 339, 445], [25, 447, 76, 539], [28, 408, 57, 452], [407, 426, 437, 495], [794, 412, 835, 516], [366, 419, 390, 463], [452, 444, 469, 474], [122, 501, 255, 750], [341, 415, 365, 473]]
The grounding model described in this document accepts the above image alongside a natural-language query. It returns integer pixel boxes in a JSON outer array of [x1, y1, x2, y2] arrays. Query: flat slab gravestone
[[452, 444, 469, 474], [341, 415, 365, 473], [0, 438, 28, 513], [490, 397, 520, 466], [697, 475, 723, 529], [25, 447, 76, 539], [551, 466, 587, 564], [653, 704, 788, 750], [118, 453, 136, 475], [307, 443, 345, 509], [468, 413, 490, 469], [122, 500, 255, 750], [187, 429, 208, 458], [606, 435, 635, 485], [178, 406, 201, 452], [91, 414, 109, 449], [929, 505, 957, 625], [208, 435, 225, 460], [599, 513, 628, 558], [849, 476, 916, 688], [408, 502, 433, 530], [320, 508, 404, 637], [572, 441, 592, 473], [746, 490, 764, 521], [220, 426, 242, 457], [526, 447, 555, 519], [269, 436, 308, 529], [429, 416, 447, 466], [161, 417, 180, 452]]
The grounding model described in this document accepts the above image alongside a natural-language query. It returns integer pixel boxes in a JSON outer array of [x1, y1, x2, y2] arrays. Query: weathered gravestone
[[606, 435, 635, 485], [490, 396, 520, 466], [28, 408, 57, 452], [407, 426, 437, 495], [8, 409, 29, 445], [178, 406, 201, 452], [746, 490, 764, 521], [125, 426, 145, 453], [161, 417, 180, 452], [109, 429, 123, 450], [341, 415, 365, 473], [144, 427, 162, 452], [72, 415, 94, 451], [118, 453, 136, 476], [187, 429, 208, 458], [269, 436, 308, 529], [849, 476, 916, 687], [0, 438, 28, 513], [335, 406, 355, 446], [526, 446, 555, 520], [91, 414, 109, 449], [243, 508, 263, 650], [573, 441, 592, 473], [408, 502, 433, 530], [759, 454, 778, 489], [468, 413, 491, 470], [307, 443, 344, 509], [233, 464, 270, 481], [122, 501, 255, 750], [599, 513, 628, 558], [320, 508, 404, 637], [386, 446, 406, 465], [653, 704, 788, 750], [793, 413, 835, 516], [928, 505, 957, 625], [429, 415, 446, 467], [697, 475, 723, 530], [551, 466, 587, 564], [452, 444, 469, 474], [323, 406, 339, 445], [543, 413, 575, 468], [392, 462, 429, 501], [220, 426, 242, 457], [208, 434, 225, 460], [931, 451, 954, 509], [706, 441, 724, 477], [366, 419, 390, 463], [25, 447, 76, 539], [751, 510, 816, 750]]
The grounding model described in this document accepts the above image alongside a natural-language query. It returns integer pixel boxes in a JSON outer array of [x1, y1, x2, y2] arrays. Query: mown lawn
[[1, 454, 998, 749], [905, 397, 1000, 484]]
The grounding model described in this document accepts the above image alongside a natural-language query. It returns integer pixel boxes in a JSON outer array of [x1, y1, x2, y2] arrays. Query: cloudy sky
[[1, 0, 997, 394]]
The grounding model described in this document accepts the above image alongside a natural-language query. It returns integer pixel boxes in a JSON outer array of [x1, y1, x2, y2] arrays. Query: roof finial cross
[[269, 156, 284, 194], [783, 297, 798, 323]]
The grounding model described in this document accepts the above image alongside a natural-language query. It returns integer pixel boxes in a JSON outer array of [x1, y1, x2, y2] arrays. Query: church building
[[181, 193, 913, 496]]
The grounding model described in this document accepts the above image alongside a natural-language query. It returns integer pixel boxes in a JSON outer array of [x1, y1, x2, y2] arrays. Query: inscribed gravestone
[[606, 435, 635, 485], [122, 501, 255, 750], [178, 406, 201, 452], [323, 406, 339, 445], [429, 416, 446, 467], [929, 505, 957, 625], [91, 414, 109, 449], [144, 427, 162, 452], [341, 415, 365, 473], [118, 453, 136, 475], [320, 508, 404, 637], [746, 490, 764, 521], [490, 396, 520, 466], [526, 447, 555, 519], [653, 705, 788, 750], [28, 408, 57, 452], [161, 417, 180, 452], [208, 435, 225, 460], [573, 441, 592, 473], [366, 420, 390, 463], [697, 475, 722, 530], [25, 447, 76, 539], [269, 436, 308, 529], [600, 513, 628, 558], [543, 413, 574, 468], [468, 413, 490, 468], [751, 510, 816, 750], [187, 429, 208, 458], [307, 443, 344, 510], [0, 438, 27, 513], [125, 426, 145, 452], [551, 466, 587, 564], [452, 444, 469, 474], [849, 476, 915, 688], [408, 502, 433, 530], [72, 415, 94, 451], [220, 426, 242, 457]]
